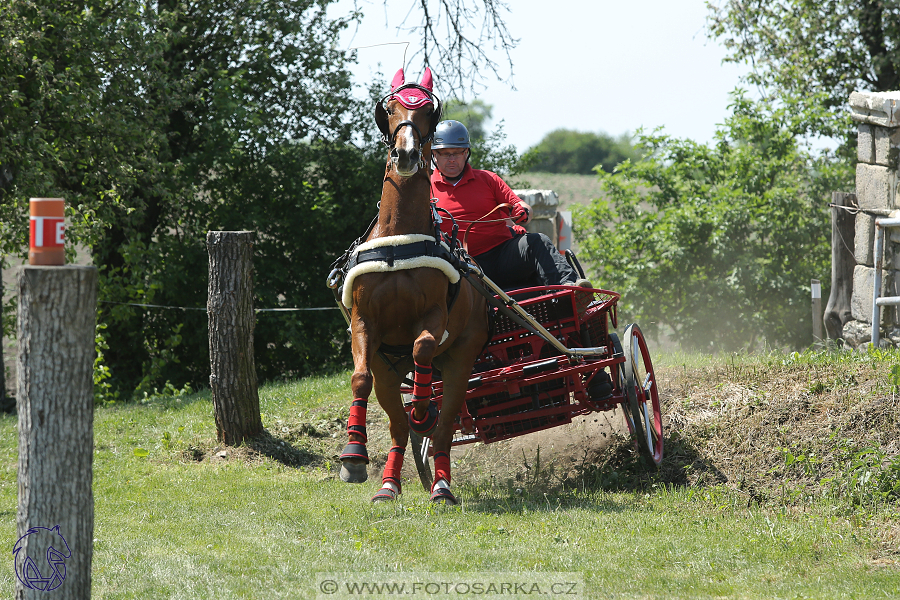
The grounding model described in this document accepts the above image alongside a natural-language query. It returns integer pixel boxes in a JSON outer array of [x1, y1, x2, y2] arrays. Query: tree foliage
[[1, 0, 523, 399], [708, 0, 900, 143], [528, 129, 639, 174], [0, 1, 383, 397], [442, 98, 493, 141], [437, 98, 537, 183], [575, 94, 852, 351]]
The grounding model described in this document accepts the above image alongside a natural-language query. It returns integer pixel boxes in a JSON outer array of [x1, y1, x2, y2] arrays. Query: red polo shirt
[[431, 164, 528, 256]]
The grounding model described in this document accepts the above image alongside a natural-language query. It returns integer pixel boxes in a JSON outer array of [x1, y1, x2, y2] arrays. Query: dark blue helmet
[[432, 120, 470, 149]]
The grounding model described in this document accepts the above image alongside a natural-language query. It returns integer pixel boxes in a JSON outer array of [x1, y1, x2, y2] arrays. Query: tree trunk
[[207, 231, 262, 445], [16, 266, 96, 599], [824, 192, 857, 339]]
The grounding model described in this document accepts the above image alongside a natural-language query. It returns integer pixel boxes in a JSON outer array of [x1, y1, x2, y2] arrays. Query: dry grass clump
[[654, 350, 899, 505]]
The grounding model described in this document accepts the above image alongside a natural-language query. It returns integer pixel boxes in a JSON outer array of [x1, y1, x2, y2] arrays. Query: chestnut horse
[[338, 68, 489, 504]]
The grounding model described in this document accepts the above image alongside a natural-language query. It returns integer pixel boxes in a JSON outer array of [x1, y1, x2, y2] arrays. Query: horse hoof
[[339, 460, 368, 483], [409, 401, 439, 436], [371, 486, 399, 502], [430, 487, 458, 505]]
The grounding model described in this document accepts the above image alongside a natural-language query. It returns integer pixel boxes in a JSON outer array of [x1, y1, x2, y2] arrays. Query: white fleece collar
[[341, 234, 461, 308]]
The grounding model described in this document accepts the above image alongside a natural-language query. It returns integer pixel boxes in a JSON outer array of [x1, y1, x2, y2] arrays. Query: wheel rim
[[623, 324, 663, 465]]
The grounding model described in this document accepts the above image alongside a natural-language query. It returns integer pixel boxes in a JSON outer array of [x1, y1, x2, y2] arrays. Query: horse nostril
[[409, 149, 419, 163]]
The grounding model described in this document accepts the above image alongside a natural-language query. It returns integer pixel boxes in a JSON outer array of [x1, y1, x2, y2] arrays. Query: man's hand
[[513, 202, 532, 225]]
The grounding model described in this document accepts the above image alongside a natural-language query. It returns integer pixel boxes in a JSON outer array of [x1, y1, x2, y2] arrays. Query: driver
[[429, 120, 588, 290]]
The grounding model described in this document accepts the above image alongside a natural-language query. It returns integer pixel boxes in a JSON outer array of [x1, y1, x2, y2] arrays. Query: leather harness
[[329, 205, 471, 360]]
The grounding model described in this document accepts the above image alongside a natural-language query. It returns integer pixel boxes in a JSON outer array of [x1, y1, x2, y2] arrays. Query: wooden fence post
[[824, 192, 857, 339], [16, 266, 96, 599], [207, 231, 262, 445]]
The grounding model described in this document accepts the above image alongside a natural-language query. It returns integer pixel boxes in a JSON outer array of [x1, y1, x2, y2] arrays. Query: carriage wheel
[[409, 430, 433, 492], [623, 324, 663, 465]]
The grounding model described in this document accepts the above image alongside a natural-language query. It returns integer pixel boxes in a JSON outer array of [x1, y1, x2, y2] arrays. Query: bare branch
[[389, 0, 517, 97]]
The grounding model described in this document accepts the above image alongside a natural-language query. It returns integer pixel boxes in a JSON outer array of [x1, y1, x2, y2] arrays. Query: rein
[[461, 203, 517, 253]]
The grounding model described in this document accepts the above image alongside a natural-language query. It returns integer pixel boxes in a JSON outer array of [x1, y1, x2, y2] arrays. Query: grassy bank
[[0, 349, 897, 598]]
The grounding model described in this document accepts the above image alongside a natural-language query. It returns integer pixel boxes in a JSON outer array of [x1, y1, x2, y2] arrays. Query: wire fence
[[1, 285, 338, 314]]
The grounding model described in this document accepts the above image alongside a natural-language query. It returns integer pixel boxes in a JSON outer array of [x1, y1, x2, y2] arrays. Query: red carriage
[[397, 255, 664, 491]]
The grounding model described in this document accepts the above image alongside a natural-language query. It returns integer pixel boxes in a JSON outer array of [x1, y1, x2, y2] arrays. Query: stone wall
[[513, 189, 560, 247], [844, 91, 900, 347]]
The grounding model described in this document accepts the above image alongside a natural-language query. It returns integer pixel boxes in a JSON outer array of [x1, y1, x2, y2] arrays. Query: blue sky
[[331, 0, 752, 152]]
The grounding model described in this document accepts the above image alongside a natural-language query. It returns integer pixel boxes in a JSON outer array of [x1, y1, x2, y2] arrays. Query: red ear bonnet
[[390, 68, 406, 91], [388, 67, 434, 109], [420, 68, 433, 91]]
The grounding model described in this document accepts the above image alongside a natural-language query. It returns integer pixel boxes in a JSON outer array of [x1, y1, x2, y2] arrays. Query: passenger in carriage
[[429, 120, 590, 291]]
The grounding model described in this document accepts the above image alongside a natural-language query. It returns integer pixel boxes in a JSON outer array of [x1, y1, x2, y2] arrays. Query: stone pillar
[[845, 91, 900, 347], [513, 189, 560, 247]]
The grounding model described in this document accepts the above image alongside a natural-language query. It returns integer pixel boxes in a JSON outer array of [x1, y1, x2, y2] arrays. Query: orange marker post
[[29, 198, 66, 266]]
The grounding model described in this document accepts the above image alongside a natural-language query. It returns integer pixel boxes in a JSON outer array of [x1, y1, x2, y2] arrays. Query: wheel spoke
[[642, 372, 652, 394]]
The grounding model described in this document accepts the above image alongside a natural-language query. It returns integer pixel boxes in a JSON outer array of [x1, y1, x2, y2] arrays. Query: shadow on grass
[[245, 429, 329, 469], [458, 432, 727, 514], [570, 431, 727, 492]]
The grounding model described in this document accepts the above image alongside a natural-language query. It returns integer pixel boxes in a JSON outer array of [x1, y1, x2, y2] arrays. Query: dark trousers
[[474, 233, 577, 289]]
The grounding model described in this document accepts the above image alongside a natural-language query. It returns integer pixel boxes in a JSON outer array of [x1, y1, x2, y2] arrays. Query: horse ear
[[430, 96, 443, 134], [375, 101, 390, 137], [420, 68, 434, 91], [390, 68, 405, 90]]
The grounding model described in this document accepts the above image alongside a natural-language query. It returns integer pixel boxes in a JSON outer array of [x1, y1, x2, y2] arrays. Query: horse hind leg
[[371, 361, 411, 502], [371, 446, 405, 502]]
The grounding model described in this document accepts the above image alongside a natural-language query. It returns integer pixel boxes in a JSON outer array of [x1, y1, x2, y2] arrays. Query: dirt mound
[[657, 357, 899, 501], [362, 355, 900, 501]]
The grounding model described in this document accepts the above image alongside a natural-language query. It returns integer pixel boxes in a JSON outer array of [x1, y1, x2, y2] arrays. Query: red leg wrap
[[348, 398, 368, 442], [433, 451, 451, 485], [412, 362, 432, 403], [382, 446, 405, 490]]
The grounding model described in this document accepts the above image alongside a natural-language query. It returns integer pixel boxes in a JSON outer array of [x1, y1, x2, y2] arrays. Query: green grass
[[0, 351, 897, 598]]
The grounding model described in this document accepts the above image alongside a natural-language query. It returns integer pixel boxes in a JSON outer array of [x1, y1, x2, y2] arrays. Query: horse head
[[375, 68, 442, 177]]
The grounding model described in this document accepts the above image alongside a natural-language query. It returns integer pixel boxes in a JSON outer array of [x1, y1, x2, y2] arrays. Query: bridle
[[378, 83, 442, 149]]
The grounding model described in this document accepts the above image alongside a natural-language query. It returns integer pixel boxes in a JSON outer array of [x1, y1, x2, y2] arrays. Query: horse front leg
[[339, 315, 378, 483], [407, 309, 446, 437]]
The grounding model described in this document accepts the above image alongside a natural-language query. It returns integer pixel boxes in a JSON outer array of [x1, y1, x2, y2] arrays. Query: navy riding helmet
[[432, 120, 470, 149]]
